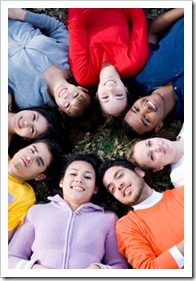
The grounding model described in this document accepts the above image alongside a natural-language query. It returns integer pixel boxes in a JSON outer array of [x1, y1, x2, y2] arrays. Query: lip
[[121, 185, 132, 196], [19, 156, 28, 167], [71, 185, 85, 192], [146, 100, 157, 111], [103, 79, 116, 86]]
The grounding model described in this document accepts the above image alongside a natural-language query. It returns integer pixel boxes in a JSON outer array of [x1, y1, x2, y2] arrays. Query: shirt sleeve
[[116, 216, 181, 269], [115, 8, 149, 76], [24, 10, 68, 44], [67, 8, 97, 86], [8, 208, 36, 269], [101, 214, 128, 269]]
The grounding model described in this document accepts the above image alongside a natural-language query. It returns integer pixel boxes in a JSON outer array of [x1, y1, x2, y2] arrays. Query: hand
[[32, 264, 51, 269], [8, 8, 26, 20], [8, 94, 12, 112], [85, 264, 101, 269]]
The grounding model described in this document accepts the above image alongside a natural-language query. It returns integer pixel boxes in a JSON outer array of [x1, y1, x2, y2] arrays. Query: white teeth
[[72, 186, 84, 191], [147, 100, 156, 111]]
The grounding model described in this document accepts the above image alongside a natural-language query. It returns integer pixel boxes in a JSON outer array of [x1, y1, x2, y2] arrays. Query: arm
[[67, 9, 96, 86], [8, 209, 36, 269], [120, 8, 149, 76], [116, 217, 183, 269], [8, 86, 13, 112], [94, 214, 128, 269], [148, 8, 184, 44], [8, 8, 68, 44]]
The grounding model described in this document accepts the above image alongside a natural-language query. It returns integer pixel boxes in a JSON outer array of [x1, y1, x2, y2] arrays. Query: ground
[[26, 8, 183, 203]]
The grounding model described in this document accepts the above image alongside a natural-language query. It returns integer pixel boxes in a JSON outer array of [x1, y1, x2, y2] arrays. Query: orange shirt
[[116, 187, 184, 269]]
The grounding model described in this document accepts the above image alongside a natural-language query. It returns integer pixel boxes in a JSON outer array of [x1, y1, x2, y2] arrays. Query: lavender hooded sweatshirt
[[8, 195, 128, 269]]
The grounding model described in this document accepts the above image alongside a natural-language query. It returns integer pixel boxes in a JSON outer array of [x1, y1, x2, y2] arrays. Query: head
[[59, 154, 101, 210], [96, 65, 129, 116], [126, 137, 174, 172], [98, 159, 151, 206], [123, 91, 169, 136], [54, 83, 91, 117], [11, 107, 64, 141], [8, 139, 62, 182]]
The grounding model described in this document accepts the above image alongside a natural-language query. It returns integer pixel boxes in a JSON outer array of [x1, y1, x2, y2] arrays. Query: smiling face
[[124, 92, 166, 135], [8, 142, 52, 181], [11, 110, 48, 139], [102, 166, 146, 206], [60, 160, 98, 210], [54, 83, 90, 117], [97, 66, 128, 116], [131, 138, 173, 171]]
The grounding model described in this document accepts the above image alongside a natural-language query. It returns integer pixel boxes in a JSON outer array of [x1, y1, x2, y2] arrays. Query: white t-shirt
[[170, 124, 184, 187]]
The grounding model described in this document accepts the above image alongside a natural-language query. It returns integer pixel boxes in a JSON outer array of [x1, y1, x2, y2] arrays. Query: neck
[[8, 112, 16, 134], [157, 84, 176, 117], [172, 137, 184, 163], [43, 65, 70, 97]]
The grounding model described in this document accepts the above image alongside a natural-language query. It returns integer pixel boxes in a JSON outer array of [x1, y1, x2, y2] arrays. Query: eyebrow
[[33, 145, 44, 166], [130, 108, 148, 127], [106, 170, 119, 190]]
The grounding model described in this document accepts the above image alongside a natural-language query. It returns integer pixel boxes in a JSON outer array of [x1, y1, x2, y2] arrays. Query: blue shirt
[[132, 17, 184, 119], [8, 10, 69, 109]]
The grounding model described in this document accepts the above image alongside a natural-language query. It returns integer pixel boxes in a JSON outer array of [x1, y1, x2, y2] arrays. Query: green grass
[[25, 8, 182, 202]]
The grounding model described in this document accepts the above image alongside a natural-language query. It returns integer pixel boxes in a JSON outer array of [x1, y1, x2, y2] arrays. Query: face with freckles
[[8, 142, 52, 181], [59, 161, 98, 210], [54, 83, 90, 117], [11, 110, 48, 139], [102, 166, 145, 206], [131, 138, 173, 171]]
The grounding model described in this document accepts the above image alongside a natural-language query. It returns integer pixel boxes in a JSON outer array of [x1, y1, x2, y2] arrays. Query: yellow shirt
[[8, 174, 36, 231]]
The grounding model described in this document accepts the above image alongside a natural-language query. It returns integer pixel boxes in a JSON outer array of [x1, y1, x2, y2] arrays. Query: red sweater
[[67, 8, 149, 87], [116, 187, 184, 269]]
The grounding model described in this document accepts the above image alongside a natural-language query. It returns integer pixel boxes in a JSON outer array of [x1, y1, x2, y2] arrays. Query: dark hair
[[33, 138, 63, 179], [122, 119, 153, 139], [97, 159, 135, 217], [53, 153, 106, 206]]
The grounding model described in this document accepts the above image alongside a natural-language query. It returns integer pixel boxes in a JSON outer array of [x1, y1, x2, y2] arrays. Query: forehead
[[67, 160, 95, 173], [104, 166, 130, 181]]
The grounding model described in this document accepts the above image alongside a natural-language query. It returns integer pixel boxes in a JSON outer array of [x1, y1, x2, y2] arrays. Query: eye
[[30, 127, 35, 135], [108, 184, 115, 194], [84, 175, 92, 180], [149, 152, 154, 161], [73, 93, 79, 99], [32, 114, 36, 121], [30, 148, 35, 154], [146, 140, 152, 147], [70, 172, 77, 176], [65, 103, 70, 109], [144, 116, 150, 123], [102, 96, 109, 100], [118, 173, 123, 179], [115, 94, 123, 97]]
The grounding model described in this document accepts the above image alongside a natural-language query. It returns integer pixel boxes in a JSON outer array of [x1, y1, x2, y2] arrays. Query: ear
[[154, 122, 164, 133], [34, 173, 46, 182], [134, 167, 145, 177], [93, 185, 99, 194], [59, 179, 63, 189], [153, 166, 164, 173]]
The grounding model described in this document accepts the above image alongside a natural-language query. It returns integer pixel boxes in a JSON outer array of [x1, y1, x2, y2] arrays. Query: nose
[[117, 181, 124, 190], [26, 155, 33, 164], [23, 120, 29, 127], [151, 144, 161, 153]]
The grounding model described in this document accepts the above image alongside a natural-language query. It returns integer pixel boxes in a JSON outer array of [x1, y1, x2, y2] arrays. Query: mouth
[[103, 79, 116, 86], [122, 185, 132, 196], [71, 185, 85, 192], [17, 116, 23, 129], [19, 156, 28, 167], [146, 100, 157, 111]]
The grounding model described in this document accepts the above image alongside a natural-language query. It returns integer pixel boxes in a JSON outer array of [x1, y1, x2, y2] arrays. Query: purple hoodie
[[9, 195, 128, 269]]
